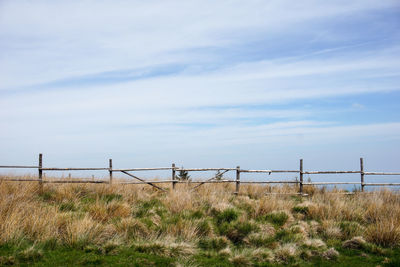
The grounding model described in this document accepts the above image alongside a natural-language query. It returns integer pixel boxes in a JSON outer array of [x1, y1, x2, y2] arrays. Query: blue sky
[[1, 0, 400, 182]]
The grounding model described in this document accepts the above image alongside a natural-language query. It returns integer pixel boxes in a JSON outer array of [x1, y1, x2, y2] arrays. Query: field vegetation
[[0, 176, 400, 266]]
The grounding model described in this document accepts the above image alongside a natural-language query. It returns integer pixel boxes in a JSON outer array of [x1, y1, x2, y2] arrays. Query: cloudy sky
[[1, 0, 400, 179]]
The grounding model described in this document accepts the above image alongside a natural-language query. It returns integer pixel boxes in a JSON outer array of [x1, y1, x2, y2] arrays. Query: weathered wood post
[[235, 166, 240, 194], [360, 158, 364, 192], [38, 153, 43, 192], [299, 159, 303, 194], [109, 159, 113, 185], [172, 163, 176, 190]]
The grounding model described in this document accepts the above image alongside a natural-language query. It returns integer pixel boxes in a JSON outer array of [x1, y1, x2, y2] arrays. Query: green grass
[[198, 237, 230, 251], [1, 243, 399, 267], [101, 193, 123, 203], [217, 221, 258, 244], [263, 212, 289, 228], [59, 202, 77, 212], [275, 229, 301, 243], [339, 221, 364, 239], [215, 208, 240, 224], [134, 199, 166, 218], [3, 183, 400, 266], [292, 206, 309, 215], [0, 244, 174, 267]]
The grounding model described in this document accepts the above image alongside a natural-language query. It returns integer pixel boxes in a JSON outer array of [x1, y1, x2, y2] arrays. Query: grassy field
[[0, 177, 399, 266]]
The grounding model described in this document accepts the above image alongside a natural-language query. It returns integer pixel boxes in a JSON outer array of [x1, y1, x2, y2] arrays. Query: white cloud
[[0, 0, 400, 171], [1, 0, 399, 89]]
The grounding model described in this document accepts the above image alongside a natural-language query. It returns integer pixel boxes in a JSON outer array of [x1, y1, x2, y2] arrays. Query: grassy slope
[[1, 244, 399, 266], [0, 178, 399, 266]]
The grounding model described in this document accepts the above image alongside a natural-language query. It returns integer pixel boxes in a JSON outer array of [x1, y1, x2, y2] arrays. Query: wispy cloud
[[0, 0, 399, 170]]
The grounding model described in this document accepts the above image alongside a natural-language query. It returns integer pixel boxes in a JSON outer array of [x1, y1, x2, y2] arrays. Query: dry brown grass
[[0, 175, 399, 261]]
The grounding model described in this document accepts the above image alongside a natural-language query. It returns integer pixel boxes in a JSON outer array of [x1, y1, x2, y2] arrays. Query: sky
[[1, 1, 400, 183]]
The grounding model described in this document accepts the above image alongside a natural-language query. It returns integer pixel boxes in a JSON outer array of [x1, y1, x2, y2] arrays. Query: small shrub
[[264, 212, 289, 228], [177, 168, 191, 181]]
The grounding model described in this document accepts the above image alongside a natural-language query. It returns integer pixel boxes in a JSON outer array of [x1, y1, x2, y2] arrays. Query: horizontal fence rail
[[42, 167, 110, 171], [240, 170, 299, 173], [0, 154, 399, 194], [0, 166, 40, 168], [303, 171, 361, 174], [113, 167, 176, 171], [177, 168, 236, 171], [44, 180, 108, 184], [364, 172, 400, 175]]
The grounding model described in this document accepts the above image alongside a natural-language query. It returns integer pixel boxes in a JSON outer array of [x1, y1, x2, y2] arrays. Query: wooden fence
[[1, 154, 400, 194]]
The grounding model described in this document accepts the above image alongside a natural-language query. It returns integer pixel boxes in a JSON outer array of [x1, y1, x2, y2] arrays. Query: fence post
[[172, 163, 176, 190], [109, 159, 113, 185], [235, 166, 240, 194], [360, 158, 364, 192], [38, 153, 43, 192], [299, 159, 303, 194]]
